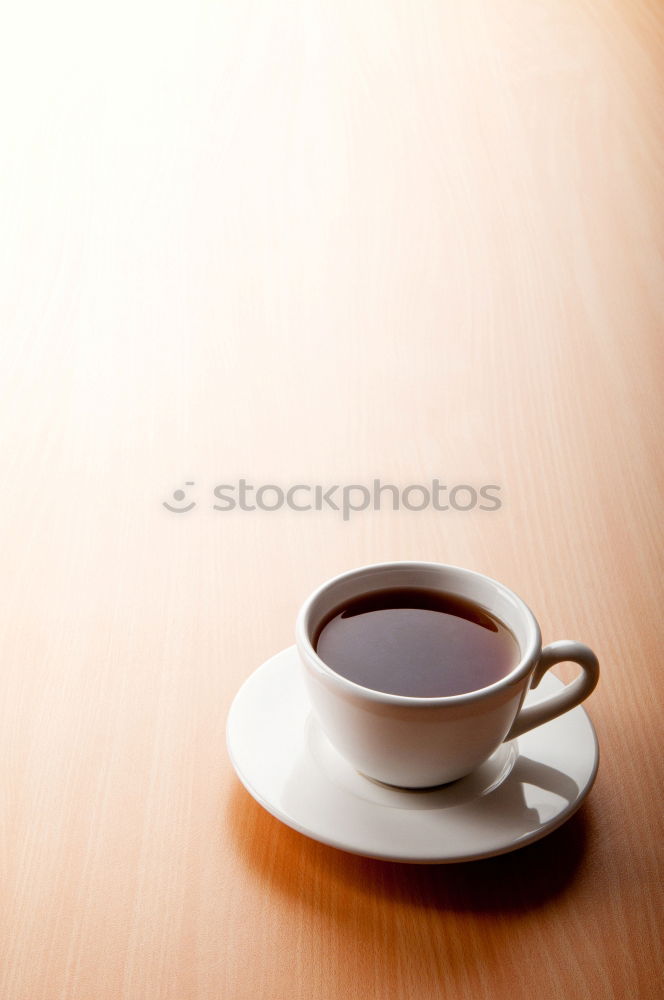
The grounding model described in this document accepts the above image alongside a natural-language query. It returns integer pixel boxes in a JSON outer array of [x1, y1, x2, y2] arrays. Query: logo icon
[[163, 482, 196, 513]]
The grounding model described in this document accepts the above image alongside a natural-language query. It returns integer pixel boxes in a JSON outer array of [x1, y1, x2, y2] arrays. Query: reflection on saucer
[[305, 717, 522, 811]]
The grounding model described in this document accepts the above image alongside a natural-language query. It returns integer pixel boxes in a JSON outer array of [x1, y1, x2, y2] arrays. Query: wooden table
[[1, 2, 662, 997]]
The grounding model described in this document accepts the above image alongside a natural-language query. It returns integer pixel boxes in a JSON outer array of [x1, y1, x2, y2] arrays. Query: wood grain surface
[[1, 1, 662, 998]]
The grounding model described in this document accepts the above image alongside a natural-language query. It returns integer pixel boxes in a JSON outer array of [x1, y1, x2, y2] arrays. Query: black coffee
[[314, 588, 519, 697]]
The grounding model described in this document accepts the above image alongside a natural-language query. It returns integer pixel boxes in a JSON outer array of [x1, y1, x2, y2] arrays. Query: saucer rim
[[226, 646, 600, 864]]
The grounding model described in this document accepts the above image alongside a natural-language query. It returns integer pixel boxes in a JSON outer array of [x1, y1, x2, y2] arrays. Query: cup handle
[[505, 640, 599, 741]]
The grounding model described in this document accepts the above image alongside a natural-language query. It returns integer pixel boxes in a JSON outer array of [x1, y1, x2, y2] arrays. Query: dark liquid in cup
[[314, 588, 519, 697]]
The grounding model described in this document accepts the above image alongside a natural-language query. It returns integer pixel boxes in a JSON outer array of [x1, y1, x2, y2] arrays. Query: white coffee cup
[[295, 561, 599, 788]]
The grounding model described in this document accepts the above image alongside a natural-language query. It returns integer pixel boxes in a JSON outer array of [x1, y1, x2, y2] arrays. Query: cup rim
[[295, 561, 542, 706]]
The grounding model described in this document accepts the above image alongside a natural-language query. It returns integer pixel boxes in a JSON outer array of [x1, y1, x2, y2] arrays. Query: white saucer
[[227, 646, 599, 863]]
